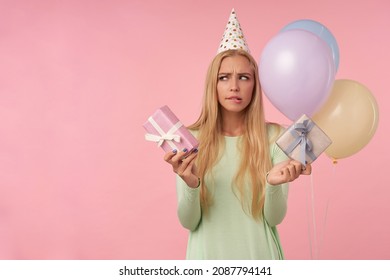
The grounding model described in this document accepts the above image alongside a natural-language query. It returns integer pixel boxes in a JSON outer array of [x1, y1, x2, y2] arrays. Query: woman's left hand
[[266, 160, 312, 186]]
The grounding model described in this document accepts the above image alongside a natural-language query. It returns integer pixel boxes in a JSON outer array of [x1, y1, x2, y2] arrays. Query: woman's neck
[[221, 111, 245, 136]]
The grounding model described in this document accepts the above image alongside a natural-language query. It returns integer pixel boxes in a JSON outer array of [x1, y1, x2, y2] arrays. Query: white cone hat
[[217, 9, 250, 54]]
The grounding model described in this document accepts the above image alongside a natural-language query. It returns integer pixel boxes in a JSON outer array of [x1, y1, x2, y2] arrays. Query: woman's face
[[217, 55, 255, 115]]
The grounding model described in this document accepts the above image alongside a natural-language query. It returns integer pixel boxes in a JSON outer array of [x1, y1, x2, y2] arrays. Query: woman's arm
[[164, 149, 201, 230], [176, 176, 202, 231], [263, 143, 289, 226], [264, 142, 312, 226]]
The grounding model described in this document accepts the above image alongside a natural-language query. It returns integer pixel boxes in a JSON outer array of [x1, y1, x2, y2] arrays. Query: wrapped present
[[276, 114, 332, 165], [143, 105, 199, 153]]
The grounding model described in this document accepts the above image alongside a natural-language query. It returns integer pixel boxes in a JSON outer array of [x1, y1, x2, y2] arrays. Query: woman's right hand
[[164, 148, 199, 188]]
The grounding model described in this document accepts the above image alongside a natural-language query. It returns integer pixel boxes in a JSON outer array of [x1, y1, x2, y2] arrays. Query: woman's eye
[[240, 76, 249, 80], [218, 76, 228, 81]]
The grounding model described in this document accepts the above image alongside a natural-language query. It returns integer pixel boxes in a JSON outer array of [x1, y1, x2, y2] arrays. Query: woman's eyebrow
[[218, 72, 252, 75]]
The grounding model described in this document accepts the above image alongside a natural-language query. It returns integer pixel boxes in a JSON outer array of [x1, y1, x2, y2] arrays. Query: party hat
[[217, 9, 250, 54]]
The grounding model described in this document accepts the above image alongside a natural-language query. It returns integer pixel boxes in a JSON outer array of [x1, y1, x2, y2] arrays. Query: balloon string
[[310, 172, 318, 259], [305, 172, 318, 259], [319, 161, 337, 259], [305, 173, 314, 259]]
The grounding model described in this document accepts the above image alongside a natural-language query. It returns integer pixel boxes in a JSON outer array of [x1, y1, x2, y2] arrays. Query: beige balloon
[[312, 79, 379, 160]]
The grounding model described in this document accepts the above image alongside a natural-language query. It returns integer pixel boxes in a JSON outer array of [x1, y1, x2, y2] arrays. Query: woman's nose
[[230, 78, 239, 91]]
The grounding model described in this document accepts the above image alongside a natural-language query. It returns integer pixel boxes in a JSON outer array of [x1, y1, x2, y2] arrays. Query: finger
[[186, 159, 196, 175], [290, 160, 303, 175], [177, 154, 197, 176], [179, 148, 191, 160], [279, 167, 291, 182], [168, 151, 186, 173], [164, 149, 178, 162], [301, 163, 312, 175], [286, 163, 296, 179], [171, 149, 189, 164], [183, 151, 197, 165]]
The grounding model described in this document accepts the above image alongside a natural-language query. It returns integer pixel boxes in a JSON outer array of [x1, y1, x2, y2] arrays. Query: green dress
[[176, 125, 289, 259]]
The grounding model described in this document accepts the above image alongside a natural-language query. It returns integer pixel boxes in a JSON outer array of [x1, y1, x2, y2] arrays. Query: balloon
[[259, 30, 336, 121], [281, 19, 340, 71], [312, 79, 379, 160]]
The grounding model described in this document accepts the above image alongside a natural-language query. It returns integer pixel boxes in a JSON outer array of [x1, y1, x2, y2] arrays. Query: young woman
[[164, 49, 311, 259]]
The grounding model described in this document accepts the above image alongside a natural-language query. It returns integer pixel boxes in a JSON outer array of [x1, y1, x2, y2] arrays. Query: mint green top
[[176, 127, 289, 260]]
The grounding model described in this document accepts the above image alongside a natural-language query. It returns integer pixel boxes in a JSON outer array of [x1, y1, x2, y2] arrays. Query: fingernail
[[193, 148, 198, 153], [183, 148, 188, 152], [172, 149, 177, 154]]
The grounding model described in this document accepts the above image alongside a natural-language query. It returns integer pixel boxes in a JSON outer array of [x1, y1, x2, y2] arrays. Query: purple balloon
[[259, 30, 336, 120]]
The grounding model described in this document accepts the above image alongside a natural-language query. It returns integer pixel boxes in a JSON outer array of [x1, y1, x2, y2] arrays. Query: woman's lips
[[227, 96, 242, 103]]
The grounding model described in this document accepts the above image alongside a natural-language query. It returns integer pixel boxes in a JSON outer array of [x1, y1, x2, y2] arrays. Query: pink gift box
[[276, 114, 332, 165], [143, 105, 199, 153]]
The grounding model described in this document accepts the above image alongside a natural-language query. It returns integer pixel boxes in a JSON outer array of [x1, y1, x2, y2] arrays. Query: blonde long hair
[[189, 49, 274, 220]]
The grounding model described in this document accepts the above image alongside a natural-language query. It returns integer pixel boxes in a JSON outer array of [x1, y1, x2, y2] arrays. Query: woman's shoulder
[[266, 122, 285, 140], [266, 122, 289, 161]]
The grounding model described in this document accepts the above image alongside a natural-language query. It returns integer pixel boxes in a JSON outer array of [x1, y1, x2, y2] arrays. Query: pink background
[[0, 0, 389, 259]]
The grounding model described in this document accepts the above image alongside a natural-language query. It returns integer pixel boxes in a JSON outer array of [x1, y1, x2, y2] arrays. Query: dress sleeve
[[263, 141, 289, 227], [176, 175, 202, 231]]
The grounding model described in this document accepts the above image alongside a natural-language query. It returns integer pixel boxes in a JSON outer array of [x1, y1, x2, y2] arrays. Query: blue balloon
[[281, 19, 340, 71]]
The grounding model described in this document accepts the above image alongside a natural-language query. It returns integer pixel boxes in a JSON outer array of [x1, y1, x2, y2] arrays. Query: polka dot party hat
[[217, 8, 250, 54]]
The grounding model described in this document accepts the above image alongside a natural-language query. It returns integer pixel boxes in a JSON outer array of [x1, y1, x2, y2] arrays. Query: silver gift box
[[276, 114, 332, 165]]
